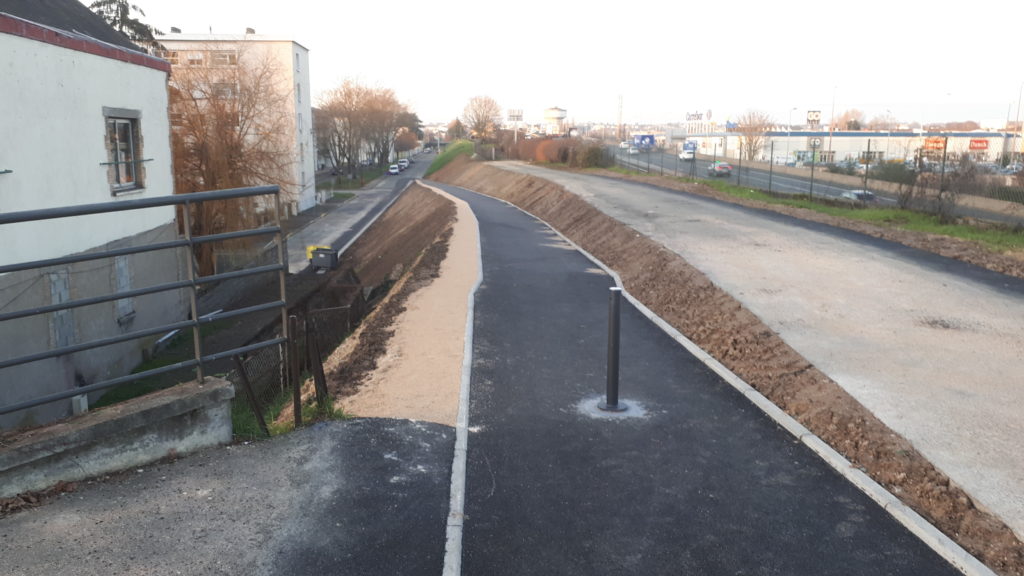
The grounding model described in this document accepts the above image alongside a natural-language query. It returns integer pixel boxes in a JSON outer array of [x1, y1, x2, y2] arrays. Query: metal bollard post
[[599, 287, 627, 412]]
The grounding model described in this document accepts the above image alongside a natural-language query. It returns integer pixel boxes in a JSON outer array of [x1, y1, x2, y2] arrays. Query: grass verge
[[696, 178, 1024, 253], [426, 140, 474, 177]]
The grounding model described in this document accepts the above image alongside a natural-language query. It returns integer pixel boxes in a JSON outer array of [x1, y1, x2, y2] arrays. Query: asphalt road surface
[[494, 160, 1024, 540]]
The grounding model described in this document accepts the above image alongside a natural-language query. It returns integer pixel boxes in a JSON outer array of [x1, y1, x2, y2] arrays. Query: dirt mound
[[431, 155, 1024, 575]]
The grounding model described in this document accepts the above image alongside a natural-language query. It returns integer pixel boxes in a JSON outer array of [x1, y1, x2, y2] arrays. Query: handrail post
[[181, 199, 204, 382], [274, 189, 289, 351]]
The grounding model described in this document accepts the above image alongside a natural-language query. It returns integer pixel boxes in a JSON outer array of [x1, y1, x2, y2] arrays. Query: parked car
[[388, 164, 400, 175], [839, 189, 877, 203], [706, 161, 733, 177], [397, 159, 409, 170]]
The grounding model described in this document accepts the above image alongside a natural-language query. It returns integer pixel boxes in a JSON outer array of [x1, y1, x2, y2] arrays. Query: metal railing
[[0, 186, 289, 417]]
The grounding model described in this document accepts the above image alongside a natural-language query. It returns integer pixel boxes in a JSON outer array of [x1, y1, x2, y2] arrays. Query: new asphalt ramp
[[1, 419, 452, 576], [435, 182, 966, 576]]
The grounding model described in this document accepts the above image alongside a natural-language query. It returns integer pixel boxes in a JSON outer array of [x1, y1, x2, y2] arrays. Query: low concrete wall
[[0, 378, 234, 497]]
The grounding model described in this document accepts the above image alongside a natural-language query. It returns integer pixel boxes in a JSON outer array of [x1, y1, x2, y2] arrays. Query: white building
[[0, 0, 186, 428], [156, 31, 316, 213]]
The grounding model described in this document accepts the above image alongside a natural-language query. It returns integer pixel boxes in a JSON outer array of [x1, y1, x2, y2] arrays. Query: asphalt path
[[1, 419, 453, 576], [433, 181, 962, 576], [491, 161, 1024, 542]]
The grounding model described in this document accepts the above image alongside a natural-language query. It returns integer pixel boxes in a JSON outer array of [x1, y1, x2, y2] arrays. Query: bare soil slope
[[431, 155, 1024, 575]]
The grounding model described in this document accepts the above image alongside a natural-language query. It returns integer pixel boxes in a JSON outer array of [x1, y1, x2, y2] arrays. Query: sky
[[129, 0, 1024, 129]]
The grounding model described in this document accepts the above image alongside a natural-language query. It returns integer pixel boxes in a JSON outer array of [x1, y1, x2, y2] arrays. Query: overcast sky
[[132, 0, 1023, 128]]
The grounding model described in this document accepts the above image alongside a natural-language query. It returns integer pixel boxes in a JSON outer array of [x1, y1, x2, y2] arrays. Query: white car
[[388, 164, 400, 175], [627, 146, 640, 155], [397, 159, 409, 170], [619, 141, 630, 149]]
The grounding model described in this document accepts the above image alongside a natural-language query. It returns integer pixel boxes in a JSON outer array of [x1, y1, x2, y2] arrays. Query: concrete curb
[[434, 180, 994, 576]]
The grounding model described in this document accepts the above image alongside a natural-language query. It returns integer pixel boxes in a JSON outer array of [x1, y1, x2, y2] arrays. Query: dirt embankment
[[318, 184, 457, 406], [430, 155, 1024, 576]]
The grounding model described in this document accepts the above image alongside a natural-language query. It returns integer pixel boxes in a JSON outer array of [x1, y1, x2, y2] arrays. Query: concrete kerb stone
[[0, 378, 234, 498], [434, 181, 995, 576]]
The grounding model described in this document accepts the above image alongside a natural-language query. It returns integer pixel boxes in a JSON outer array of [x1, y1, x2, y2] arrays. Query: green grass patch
[[231, 384, 348, 441], [92, 322, 228, 409], [699, 179, 1024, 253], [332, 192, 355, 201], [426, 140, 474, 176], [316, 167, 385, 191]]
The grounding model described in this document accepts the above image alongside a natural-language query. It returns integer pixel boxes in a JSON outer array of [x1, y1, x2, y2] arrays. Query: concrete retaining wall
[[0, 378, 234, 498]]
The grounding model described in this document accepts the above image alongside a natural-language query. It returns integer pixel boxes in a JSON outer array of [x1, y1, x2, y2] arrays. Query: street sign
[[969, 139, 989, 150], [633, 134, 655, 149], [809, 138, 822, 148], [924, 137, 946, 150]]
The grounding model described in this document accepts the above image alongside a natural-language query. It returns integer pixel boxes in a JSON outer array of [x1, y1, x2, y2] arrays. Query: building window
[[103, 107, 144, 194], [295, 52, 300, 72], [157, 50, 179, 64], [296, 83, 301, 104], [210, 50, 238, 66], [212, 82, 237, 99], [186, 51, 203, 66]]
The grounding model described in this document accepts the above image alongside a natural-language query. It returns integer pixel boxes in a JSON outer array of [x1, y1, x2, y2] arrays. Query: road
[[494, 160, 1024, 540], [614, 148, 1023, 225]]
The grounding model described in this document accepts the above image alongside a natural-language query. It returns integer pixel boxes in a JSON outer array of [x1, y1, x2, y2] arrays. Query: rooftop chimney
[[245, 27, 255, 34], [170, 26, 181, 33]]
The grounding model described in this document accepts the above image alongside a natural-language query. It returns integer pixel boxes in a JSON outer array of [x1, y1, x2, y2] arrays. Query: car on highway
[[706, 161, 733, 177], [627, 146, 640, 155], [388, 164, 400, 175], [839, 189, 877, 203], [619, 141, 631, 149]]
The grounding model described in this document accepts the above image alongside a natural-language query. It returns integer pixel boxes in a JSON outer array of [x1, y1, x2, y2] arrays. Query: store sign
[[969, 139, 989, 150], [923, 137, 946, 150]]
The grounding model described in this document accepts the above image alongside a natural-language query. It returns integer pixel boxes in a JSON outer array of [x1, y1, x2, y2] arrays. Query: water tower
[[544, 107, 567, 135]]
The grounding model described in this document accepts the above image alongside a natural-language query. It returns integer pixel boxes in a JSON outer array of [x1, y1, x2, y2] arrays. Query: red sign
[[924, 137, 946, 150], [969, 139, 989, 150]]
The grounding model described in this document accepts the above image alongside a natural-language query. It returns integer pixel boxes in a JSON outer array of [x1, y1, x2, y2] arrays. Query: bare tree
[[168, 46, 295, 274], [834, 109, 866, 131], [316, 80, 370, 176], [867, 112, 899, 130], [463, 96, 501, 140], [362, 87, 407, 167], [735, 110, 773, 161], [448, 118, 467, 140], [394, 128, 418, 154]]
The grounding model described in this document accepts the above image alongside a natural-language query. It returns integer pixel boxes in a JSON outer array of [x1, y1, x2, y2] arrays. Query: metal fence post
[[289, 315, 302, 426], [599, 287, 626, 412], [181, 199, 204, 382]]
